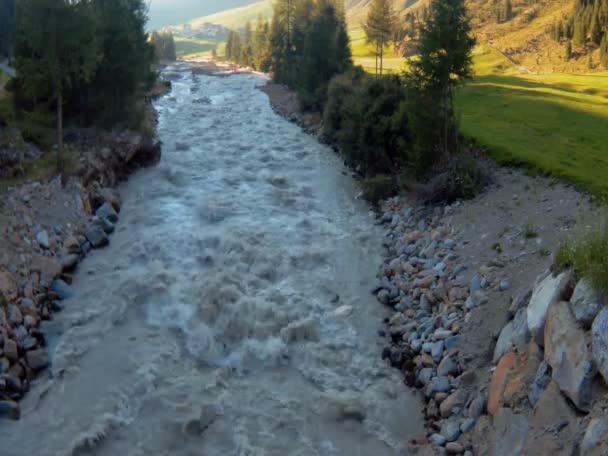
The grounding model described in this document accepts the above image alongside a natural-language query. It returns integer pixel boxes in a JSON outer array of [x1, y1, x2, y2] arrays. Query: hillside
[[148, 0, 261, 30], [179, 0, 603, 73]]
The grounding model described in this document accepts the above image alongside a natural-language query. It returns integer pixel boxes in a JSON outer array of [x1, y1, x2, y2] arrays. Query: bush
[[361, 174, 397, 204], [323, 70, 412, 176], [555, 227, 608, 294]]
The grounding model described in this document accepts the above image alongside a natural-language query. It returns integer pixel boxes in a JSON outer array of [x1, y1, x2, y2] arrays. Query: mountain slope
[[176, 0, 601, 72]]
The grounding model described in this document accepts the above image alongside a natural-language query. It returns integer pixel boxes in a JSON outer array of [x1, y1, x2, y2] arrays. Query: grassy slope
[[188, 0, 272, 30], [456, 46, 608, 196], [175, 36, 225, 59]]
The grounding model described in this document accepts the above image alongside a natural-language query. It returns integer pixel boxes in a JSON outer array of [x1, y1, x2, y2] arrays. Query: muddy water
[[0, 63, 422, 455]]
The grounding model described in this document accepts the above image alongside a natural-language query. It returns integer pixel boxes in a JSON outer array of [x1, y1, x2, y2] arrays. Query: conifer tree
[[600, 33, 608, 68], [269, 0, 298, 84], [405, 0, 475, 166], [363, 0, 396, 75]]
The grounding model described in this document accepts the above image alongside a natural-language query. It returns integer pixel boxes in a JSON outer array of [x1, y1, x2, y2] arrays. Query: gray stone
[[445, 335, 461, 350], [85, 223, 109, 248], [431, 341, 445, 363], [571, 279, 603, 328], [61, 254, 79, 272], [581, 418, 608, 455], [492, 408, 528, 456], [592, 308, 608, 384], [36, 230, 50, 249], [467, 395, 486, 419], [96, 202, 119, 223], [25, 349, 49, 371], [411, 339, 422, 353], [527, 270, 571, 346], [493, 308, 529, 363], [545, 300, 596, 411], [499, 279, 511, 291], [51, 279, 74, 300], [441, 419, 461, 442], [429, 433, 446, 446], [528, 360, 551, 406], [434, 329, 453, 340], [377, 289, 390, 305], [418, 368, 435, 386], [460, 418, 475, 433], [427, 376, 451, 396], [508, 288, 532, 317], [438, 355, 460, 377]]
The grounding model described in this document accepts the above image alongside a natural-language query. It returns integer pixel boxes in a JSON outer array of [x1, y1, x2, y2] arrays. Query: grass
[[455, 46, 608, 197], [0, 148, 79, 190], [350, 27, 406, 75], [524, 223, 538, 239], [175, 37, 225, 59], [556, 227, 608, 294], [187, 0, 272, 30]]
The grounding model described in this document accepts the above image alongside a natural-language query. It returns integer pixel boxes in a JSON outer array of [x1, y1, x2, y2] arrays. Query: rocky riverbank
[[373, 166, 607, 455], [0, 127, 161, 419]]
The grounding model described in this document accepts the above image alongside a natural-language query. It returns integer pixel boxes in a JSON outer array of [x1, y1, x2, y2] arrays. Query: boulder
[[581, 418, 608, 456], [493, 308, 529, 363], [544, 300, 596, 411], [440, 390, 467, 418], [491, 408, 529, 456], [61, 254, 79, 272], [591, 308, 608, 384], [488, 346, 541, 416], [441, 419, 461, 442], [25, 349, 49, 371], [438, 355, 460, 377], [528, 360, 551, 406], [84, 223, 109, 248], [95, 202, 119, 223], [571, 279, 604, 328], [526, 271, 572, 346], [63, 236, 81, 254]]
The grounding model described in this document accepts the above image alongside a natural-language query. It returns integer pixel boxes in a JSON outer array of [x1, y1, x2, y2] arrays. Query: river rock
[[441, 419, 461, 442], [334, 305, 353, 317], [440, 390, 467, 418], [526, 270, 571, 346], [544, 300, 596, 411], [85, 223, 109, 248], [25, 349, 49, 371], [61, 254, 79, 272], [493, 308, 529, 363], [591, 308, 608, 384], [95, 202, 119, 223], [581, 418, 608, 455], [429, 433, 446, 446], [427, 376, 451, 396], [3, 339, 18, 361], [36, 230, 50, 249], [63, 237, 81, 254], [51, 279, 74, 300], [571, 279, 603, 328], [7, 304, 22, 325], [438, 355, 460, 377], [445, 442, 464, 454], [0, 270, 18, 302], [467, 395, 486, 419], [528, 360, 551, 406]]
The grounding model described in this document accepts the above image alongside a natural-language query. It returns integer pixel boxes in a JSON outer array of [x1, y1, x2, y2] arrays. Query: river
[[0, 63, 422, 455]]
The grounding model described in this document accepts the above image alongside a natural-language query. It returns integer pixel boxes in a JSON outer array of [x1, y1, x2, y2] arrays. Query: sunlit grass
[[175, 37, 224, 59], [456, 45, 608, 196], [350, 26, 407, 74]]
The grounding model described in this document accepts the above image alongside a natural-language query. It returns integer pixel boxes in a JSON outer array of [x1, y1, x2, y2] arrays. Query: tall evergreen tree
[[363, 0, 396, 75], [269, 0, 298, 84], [15, 0, 100, 171], [252, 15, 270, 70], [0, 0, 16, 57], [405, 0, 475, 166]]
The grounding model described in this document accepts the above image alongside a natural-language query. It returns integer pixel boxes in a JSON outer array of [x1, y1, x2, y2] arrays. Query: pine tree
[[226, 31, 235, 60], [565, 39, 572, 60], [241, 22, 254, 67], [252, 15, 270, 70], [405, 0, 475, 165], [269, 0, 298, 84], [363, 0, 396, 75], [15, 0, 100, 172]]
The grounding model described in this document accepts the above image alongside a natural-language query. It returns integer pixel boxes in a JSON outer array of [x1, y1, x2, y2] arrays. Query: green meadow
[[174, 37, 225, 59], [455, 46, 608, 196]]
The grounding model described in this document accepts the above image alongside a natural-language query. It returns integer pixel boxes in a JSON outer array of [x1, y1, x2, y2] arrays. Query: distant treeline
[[225, 0, 351, 110], [0, 0, 15, 57], [549, 0, 608, 67]]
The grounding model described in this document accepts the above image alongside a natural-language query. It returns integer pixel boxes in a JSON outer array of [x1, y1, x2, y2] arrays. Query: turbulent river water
[[1, 64, 422, 455]]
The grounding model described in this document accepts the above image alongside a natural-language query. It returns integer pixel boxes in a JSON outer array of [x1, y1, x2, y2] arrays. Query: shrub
[[555, 227, 608, 294], [323, 71, 412, 176], [361, 174, 397, 204]]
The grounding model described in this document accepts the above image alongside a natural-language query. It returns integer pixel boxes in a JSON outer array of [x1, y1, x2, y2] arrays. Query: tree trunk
[[56, 91, 63, 174], [380, 41, 384, 75], [375, 43, 378, 76]]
